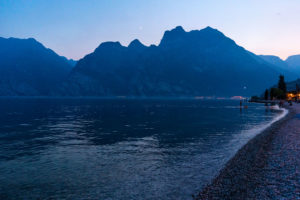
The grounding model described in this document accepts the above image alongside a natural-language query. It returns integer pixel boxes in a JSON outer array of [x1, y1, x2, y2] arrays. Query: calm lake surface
[[0, 98, 285, 199]]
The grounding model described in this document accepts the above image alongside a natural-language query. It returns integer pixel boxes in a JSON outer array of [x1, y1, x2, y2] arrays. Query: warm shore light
[[287, 92, 300, 101]]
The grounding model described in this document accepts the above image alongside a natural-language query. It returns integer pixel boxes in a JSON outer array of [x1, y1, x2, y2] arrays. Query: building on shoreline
[[287, 90, 300, 101]]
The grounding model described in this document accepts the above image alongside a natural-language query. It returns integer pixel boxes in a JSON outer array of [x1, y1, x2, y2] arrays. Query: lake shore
[[195, 104, 300, 199]]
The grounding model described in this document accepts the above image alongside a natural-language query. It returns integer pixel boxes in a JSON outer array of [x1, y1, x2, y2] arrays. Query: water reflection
[[0, 98, 283, 199]]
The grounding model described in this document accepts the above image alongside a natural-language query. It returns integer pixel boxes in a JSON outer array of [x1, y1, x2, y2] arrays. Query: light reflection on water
[[0, 98, 283, 199]]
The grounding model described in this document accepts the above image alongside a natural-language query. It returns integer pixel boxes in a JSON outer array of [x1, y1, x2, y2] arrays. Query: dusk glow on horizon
[[1, 0, 300, 60]]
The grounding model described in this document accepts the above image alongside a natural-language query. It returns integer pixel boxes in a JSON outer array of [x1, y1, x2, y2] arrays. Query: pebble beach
[[196, 104, 300, 199]]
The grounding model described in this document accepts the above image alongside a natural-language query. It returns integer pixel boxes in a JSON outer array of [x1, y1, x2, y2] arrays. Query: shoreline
[[195, 105, 296, 199]]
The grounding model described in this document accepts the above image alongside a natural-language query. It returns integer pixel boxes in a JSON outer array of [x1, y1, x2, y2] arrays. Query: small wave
[[261, 106, 288, 130], [228, 106, 288, 154]]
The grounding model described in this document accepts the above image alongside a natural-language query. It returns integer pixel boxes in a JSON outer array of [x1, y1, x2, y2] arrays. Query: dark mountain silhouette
[[60, 26, 286, 97], [1, 27, 299, 97], [285, 55, 300, 74], [0, 37, 73, 95], [284, 55, 300, 91], [259, 55, 298, 80], [283, 78, 300, 91], [286, 55, 300, 66], [259, 55, 289, 70], [66, 59, 77, 67]]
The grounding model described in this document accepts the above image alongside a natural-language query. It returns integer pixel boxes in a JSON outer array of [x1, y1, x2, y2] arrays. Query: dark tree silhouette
[[278, 75, 287, 99], [264, 89, 269, 100], [270, 87, 284, 100], [270, 88, 275, 100]]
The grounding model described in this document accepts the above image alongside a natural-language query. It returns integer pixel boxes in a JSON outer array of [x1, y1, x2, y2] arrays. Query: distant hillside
[[0, 37, 73, 95], [260, 55, 300, 80], [259, 55, 298, 80], [285, 78, 300, 91], [66, 59, 77, 67], [286, 55, 300, 74], [60, 26, 285, 97], [259, 55, 289, 71]]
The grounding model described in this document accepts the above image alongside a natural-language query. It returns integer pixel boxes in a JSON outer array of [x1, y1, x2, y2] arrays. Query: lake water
[[0, 98, 285, 199]]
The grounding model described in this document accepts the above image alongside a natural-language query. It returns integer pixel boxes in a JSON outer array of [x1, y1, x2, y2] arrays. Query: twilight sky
[[1, 0, 300, 60]]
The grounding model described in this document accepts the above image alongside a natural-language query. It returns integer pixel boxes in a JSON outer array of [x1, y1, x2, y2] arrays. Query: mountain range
[[259, 55, 300, 77], [1, 26, 300, 97], [0, 37, 74, 95]]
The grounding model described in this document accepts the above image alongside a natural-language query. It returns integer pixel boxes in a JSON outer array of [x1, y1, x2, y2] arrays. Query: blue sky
[[1, 0, 300, 60]]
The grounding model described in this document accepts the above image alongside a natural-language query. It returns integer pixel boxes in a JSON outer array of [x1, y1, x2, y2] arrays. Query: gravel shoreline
[[195, 105, 298, 200]]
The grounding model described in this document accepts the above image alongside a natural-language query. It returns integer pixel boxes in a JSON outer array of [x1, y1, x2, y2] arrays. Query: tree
[[277, 75, 287, 99], [270, 88, 275, 100], [270, 87, 284, 100], [264, 89, 269, 100]]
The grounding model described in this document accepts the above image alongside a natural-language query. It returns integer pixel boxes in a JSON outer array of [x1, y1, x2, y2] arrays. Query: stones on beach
[[195, 105, 300, 199]]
